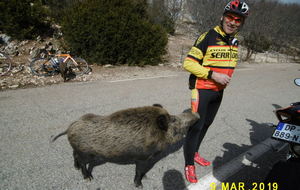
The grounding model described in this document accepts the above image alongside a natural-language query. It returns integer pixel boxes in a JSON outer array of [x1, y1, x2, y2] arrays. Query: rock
[[5, 41, 18, 55], [36, 36, 42, 42], [11, 65, 24, 74], [0, 34, 11, 44], [24, 66, 32, 74], [9, 84, 19, 89], [19, 40, 29, 46], [103, 64, 114, 68]]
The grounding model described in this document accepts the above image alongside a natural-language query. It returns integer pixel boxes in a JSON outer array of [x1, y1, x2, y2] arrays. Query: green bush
[[147, 3, 175, 35], [243, 32, 271, 53], [41, 0, 80, 23], [0, 0, 52, 40], [242, 32, 272, 61], [61, 0, 168, 66]]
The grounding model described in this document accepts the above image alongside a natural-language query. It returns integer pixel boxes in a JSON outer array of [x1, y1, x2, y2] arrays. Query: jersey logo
[[216, 41, 227, 45], [216, 37, 227, 45]]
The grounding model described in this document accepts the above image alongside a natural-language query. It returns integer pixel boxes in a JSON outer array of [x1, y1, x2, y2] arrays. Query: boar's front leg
[[134, 159, 157, 188], [86, 158, 106, 180]]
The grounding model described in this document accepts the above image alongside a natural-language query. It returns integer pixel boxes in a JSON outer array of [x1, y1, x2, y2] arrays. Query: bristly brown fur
[[51, 105, 199, 187]]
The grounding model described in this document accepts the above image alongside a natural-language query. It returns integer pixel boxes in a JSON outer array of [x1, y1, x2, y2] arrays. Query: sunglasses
[[224, 14, 243, 24]]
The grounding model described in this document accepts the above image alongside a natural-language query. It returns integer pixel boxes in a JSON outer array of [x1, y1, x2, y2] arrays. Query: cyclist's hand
[[211, 72, 231, 85]]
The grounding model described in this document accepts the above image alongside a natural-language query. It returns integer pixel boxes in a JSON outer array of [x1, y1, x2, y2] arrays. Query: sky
[[279, 0, 300, 4]]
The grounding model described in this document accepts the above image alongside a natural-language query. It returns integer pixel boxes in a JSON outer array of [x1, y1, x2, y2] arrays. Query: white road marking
[[108, 75, 177, 83], [107, 68, 253, 83], [186, 138, 285, 190]]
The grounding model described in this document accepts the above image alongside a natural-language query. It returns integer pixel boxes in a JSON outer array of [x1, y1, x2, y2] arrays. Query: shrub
[[0, 0, 52, 40], [147, 2, 176, 35], [242, 32, 272, 61], [41, 0, 80, 23], [61, 0, 168, 66]]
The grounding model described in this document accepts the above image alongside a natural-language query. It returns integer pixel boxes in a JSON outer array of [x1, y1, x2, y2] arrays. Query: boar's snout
[[180, 109, 200, 127], [182, 108, 192, 113], [165, 110, 199, 145]]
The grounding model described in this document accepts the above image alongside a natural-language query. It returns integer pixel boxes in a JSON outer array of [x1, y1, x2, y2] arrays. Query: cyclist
[[183, 0, 250, 183]]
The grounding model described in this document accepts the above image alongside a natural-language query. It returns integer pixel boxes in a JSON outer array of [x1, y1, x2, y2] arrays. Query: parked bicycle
[[0, 52, 12, 76], [30, 52, 89, 81]]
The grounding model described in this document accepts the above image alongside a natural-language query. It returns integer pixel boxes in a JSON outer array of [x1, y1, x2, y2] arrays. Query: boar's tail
[[51, 130, 67, 142]]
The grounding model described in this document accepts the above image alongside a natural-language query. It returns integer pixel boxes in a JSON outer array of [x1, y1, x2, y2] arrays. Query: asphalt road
[[0, 63, 299, 190]]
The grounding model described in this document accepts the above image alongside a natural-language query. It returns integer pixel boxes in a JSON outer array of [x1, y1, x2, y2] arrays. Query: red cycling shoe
[[185, 165, 198, 183], [194, 152, 211, 166]]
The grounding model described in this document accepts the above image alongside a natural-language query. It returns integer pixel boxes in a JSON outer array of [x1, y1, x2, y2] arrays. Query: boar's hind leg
[[80, 162, 92, 180], [73, 150, 80, 170], [73, 150, 93, 180]]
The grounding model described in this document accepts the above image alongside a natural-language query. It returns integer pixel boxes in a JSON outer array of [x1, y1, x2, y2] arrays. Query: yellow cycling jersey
[[183, 26, 239, 91]]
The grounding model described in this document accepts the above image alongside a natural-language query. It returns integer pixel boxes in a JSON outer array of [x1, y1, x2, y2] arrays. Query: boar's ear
[[153, 104, 163, 108], [156, 114, 169, 131]]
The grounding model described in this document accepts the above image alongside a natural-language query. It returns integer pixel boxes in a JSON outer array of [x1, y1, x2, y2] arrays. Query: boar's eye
[[170, 116, 177, 123]]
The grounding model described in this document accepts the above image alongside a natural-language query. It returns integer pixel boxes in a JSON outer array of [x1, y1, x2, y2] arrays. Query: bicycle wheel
[[68, 58, 89, 75], [30, 58, 57, 76], [0, 52, 12, 76]]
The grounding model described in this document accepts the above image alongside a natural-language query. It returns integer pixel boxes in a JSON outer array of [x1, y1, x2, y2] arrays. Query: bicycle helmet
[[224, 0, 249, 18]]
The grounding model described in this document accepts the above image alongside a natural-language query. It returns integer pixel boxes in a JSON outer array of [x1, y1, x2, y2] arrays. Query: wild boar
[[51, 104, 199, 187]]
